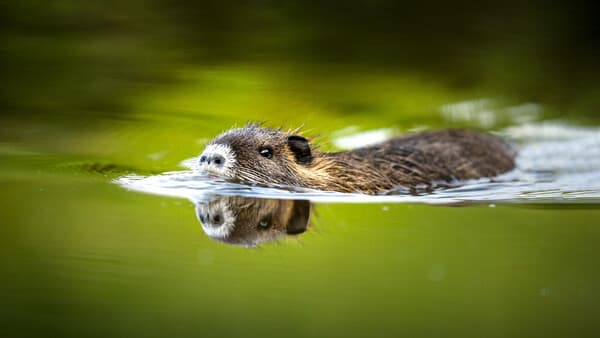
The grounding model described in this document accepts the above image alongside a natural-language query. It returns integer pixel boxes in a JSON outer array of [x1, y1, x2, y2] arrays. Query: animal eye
[[258, 215, 272, 229], [259, 147, 273, 159]]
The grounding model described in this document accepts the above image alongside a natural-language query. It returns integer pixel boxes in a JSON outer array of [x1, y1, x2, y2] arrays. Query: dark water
[[3, 1, 600, 337]]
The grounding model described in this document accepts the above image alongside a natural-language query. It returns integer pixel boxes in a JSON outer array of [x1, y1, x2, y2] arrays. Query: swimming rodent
[[195, 196, 310, 246], [198, 124, 516, 194]]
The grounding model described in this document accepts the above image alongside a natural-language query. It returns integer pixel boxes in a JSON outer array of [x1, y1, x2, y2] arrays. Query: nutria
[[198, 124, 516, 194], [195, 196, 310, 246]]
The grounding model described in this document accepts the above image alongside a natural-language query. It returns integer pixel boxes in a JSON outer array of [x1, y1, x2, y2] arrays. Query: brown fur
[[203, 125, 516, 194]]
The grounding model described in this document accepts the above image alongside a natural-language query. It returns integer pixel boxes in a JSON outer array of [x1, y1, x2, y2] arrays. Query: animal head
[[195, 196, 311, 247], [198, 125, 314, 187]]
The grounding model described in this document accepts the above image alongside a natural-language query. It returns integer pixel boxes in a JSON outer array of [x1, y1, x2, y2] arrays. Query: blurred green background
[[1, 1, 600, 337]]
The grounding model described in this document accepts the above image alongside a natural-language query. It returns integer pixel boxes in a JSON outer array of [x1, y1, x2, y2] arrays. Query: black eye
[[258, 215, 272, 229], [259, 147, 273, 159], [200, 155, 207, 163]]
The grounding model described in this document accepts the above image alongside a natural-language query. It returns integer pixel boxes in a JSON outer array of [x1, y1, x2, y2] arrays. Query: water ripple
[[117, 122, 600, 205]]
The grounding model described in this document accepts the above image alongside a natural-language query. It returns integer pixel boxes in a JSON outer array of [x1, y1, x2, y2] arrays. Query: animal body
[[198, 125, 515, 194]]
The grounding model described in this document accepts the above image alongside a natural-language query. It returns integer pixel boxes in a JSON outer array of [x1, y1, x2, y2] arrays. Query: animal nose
[[199, 154, 226, 168]]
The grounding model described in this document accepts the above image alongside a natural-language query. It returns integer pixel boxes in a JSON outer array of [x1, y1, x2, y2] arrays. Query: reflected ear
[[287, 136, 312, 165], [286, 200, 310, 235]]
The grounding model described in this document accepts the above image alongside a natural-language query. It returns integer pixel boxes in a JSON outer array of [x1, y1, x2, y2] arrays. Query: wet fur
[[204, 125, 516, 194]]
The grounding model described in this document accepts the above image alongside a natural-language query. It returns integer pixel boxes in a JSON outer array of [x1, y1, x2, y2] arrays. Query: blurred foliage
[[2, 0, 600, 127]]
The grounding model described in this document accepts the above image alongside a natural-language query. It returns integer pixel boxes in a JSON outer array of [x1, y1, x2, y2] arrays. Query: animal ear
[[287, 135, 312, 165]]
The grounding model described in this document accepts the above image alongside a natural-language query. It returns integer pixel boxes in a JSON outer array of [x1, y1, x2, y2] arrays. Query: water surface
[[3, 110, 599, 338], [119, 122, 600, 204]]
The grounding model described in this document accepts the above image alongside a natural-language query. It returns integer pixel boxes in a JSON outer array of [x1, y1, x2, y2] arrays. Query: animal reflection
[[195, 196, 311, 246]]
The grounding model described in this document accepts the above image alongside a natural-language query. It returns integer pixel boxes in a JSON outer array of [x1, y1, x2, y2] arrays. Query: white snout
[[198, 144, 237, 176], [195, 200, 236, 238]]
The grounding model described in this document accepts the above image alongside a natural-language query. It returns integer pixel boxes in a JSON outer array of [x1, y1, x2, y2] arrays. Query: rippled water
[[3, 120, 600, 338], [118, 122, 600, 205]]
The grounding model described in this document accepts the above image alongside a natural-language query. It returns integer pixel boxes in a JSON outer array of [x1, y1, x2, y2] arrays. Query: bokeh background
[[2, 1, 600, 338], [3, 1, 600, 140]]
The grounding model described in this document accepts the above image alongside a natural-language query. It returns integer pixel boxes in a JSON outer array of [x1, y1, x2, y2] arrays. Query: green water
[[2, 170, 600, 338], [3, 90, 600, 337], [3, 1, 600, 337]]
